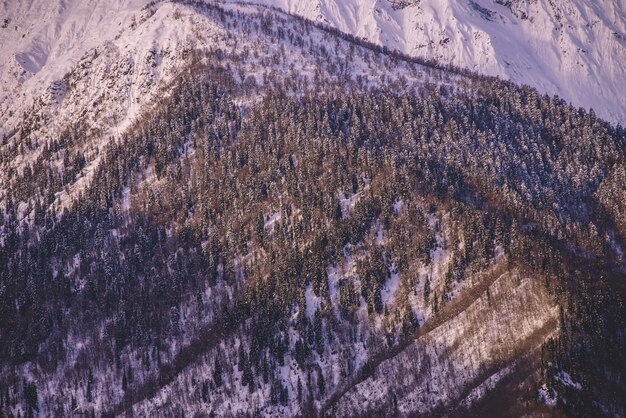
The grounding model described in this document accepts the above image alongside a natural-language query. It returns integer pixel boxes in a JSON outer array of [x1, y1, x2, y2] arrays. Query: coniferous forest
[[0, 1, 625, 417]]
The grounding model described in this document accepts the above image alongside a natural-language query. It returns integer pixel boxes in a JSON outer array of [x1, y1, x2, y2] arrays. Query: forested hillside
[[0, 1, 624, 417]]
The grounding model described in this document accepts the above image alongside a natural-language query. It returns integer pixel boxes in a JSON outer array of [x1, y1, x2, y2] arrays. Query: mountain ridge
[[1, 0, 624, 136], [0, 1, 624, 417], [230, 0, 626, 124]]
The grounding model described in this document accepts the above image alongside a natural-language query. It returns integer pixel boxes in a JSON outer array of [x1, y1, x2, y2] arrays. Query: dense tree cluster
[[0, 2, 624, 416]]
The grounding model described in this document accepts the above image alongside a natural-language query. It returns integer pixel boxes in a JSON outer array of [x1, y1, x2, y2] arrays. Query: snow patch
[[264, 211, 282, 229], [305, 284, 321, 319], [393, 199, 404, 214], [339, 191, 359, 219], [121, 186, 131, 212], [381, 271, 400, 305], [494, 244, 504, 260], [555, 370, 582, 390], [538, 384, 558, 406]]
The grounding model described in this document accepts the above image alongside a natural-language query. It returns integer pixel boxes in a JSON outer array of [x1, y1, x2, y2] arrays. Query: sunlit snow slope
[[0, 0, 150, 135], [227, 0, 626, 124], [1, 0, 624, 129]]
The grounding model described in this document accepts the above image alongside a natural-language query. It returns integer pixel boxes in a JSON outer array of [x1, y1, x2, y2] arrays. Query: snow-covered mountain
[[0, 1, 625, 417], [0, 0, 150, 136], [2, 0, 624, 129], [234, 0, 626, 124]]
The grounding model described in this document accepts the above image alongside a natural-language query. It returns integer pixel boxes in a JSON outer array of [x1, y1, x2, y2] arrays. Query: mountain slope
[[0, 0, 152, 136], [0, 1, 625, 418], [2, 0, 624, 132], [229, 0, 626, 124]]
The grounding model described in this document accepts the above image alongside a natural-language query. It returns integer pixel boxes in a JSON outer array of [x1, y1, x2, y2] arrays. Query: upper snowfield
[[1, 0, 624, 131], [0, 0, 148, 131], [238, 0, 626, 124]]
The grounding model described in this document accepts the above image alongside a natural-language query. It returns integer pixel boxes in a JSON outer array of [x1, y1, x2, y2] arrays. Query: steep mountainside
[[0, 0, 151, 135], [233, 0, 626, 124], [2, 0, 624, 133], [0, 1, 625, 417]]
